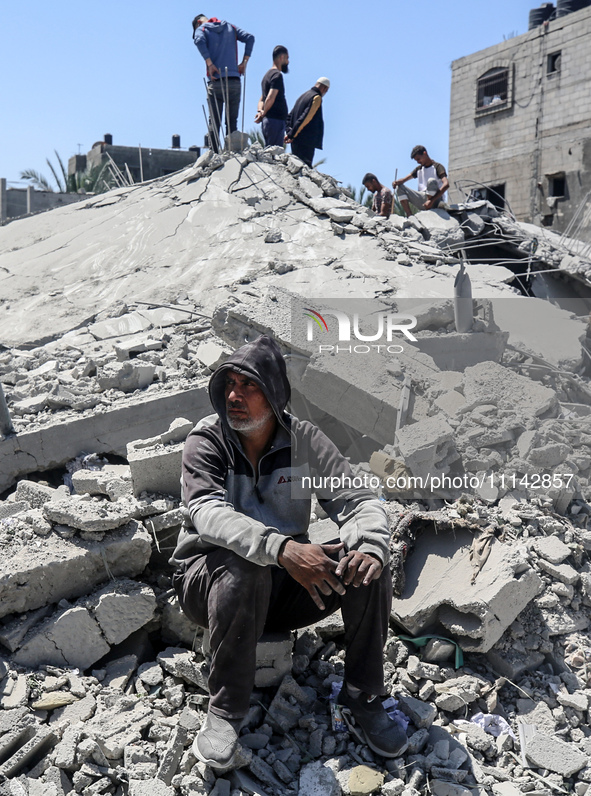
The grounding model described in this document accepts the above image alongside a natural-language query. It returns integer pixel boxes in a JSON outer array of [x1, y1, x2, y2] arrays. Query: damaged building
[[449, 1, 591, 240], [2, 145, 591, 795]]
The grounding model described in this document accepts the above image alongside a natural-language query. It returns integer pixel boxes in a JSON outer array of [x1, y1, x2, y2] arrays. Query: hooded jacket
[[194, 19, 254, 81], [171, 335, 389, 569], [286, 86, 324, 150]]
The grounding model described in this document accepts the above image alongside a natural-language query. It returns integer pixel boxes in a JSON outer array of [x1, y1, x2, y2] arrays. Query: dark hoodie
[[171, 335, 389, 569]]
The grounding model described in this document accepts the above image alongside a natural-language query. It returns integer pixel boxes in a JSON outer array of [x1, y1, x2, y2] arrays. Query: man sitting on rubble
[[362, 173, 393, 219], [392, 145, 449, 217], [171, 334, 407, 769]]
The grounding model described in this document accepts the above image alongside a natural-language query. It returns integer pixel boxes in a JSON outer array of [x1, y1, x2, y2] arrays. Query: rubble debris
[[2, 146, 591, 796]]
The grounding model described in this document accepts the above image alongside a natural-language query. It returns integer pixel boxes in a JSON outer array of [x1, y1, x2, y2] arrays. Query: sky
[[0, 1, 539, 195]]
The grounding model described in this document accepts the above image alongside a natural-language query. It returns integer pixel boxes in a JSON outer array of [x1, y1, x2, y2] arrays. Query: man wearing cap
[[192, 14, 255, 153], [171, 334, 408, 770], [285, 78, 330, 167]]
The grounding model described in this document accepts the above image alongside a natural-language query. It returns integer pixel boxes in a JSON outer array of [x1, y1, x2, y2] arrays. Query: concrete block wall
[[449, 5, 591, 237], [0, 182, 85, 224]]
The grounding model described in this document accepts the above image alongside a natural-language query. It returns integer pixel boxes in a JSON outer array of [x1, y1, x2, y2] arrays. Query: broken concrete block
[[525, 732, 587, 776], [49, 693, 96, 728], [14, 480, 59, 509], [127, 437, 183, 498], [71, 466, 132, 499], [486, 649, 545, 681], [157, 647, 208, 689], [415, 209, 465, 249], [392, 524, 542, 652], [129, 779, 175, 796], [396, 414, 459, 482], [0, 500, 29, 519], [326, 207, 354, 225], [196, 341, 229, 370], [0, 674, 29, 709], [160, 417, 194, 445], [0, 606, 52, 652], [414, 331, 508, 371], [267, 675, 315, 732], [397, 692, 438, 729], [462, 361, 556, 416], [84, 696, 153, 759], [254, 632, 293, 688], [113, 332, 164, 360], [91, 579, 156, 645], [537, 559, 579, 585], [264, 228, 283, 243], [1, 384, 210, 495], [14, 604, 111, 670], [299, 761, 342, 796], [43, 496, 136, 532], [0, 521, 151, 619], [157, 725, 189, 786], [11, 394, 50, 416], [0, 725, 57, 779], [533, 535, 571, 564], [98, 360, 155, 393]]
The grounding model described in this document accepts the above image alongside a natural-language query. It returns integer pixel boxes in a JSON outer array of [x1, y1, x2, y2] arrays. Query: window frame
[[475, 62, 513, 117]]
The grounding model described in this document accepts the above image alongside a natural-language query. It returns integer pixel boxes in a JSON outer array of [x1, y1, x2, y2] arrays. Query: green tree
[[20, 150, 114, 194]]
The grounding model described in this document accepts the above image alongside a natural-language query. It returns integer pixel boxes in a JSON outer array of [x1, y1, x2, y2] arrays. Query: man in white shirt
[[392, 145, 449, 217]]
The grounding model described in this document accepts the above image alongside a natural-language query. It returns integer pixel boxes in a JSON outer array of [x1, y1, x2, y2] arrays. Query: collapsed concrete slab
[[0, 385, 210, 493], [0, 521, 151, 620], [391, 524, 542, 652], [461, 361, 557, 417], [12, 579, 156, 669]]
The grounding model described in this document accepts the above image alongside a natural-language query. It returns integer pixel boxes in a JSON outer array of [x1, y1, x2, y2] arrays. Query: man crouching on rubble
[[171, 334, 407, 769]]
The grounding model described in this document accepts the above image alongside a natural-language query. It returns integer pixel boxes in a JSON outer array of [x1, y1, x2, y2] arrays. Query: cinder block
[[127, 438, 183, 498], [0, 521, 151, 619]]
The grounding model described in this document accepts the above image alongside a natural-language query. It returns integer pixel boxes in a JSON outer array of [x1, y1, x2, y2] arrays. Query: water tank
[[104, 133, 113, 145], [556, 0, 590, 15], [528, 3, 554, 28], [172, 134, 181, 148]]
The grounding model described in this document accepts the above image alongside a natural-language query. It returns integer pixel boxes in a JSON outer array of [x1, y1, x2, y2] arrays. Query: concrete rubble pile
[[2, 150, 591, 794], [1, 449, 591, 794]]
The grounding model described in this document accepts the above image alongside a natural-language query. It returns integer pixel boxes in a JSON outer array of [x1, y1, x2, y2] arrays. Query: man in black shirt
[[285, 78, 330, 168], [255, 46, 289, 147]]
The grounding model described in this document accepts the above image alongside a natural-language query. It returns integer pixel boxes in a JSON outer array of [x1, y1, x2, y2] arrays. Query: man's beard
[[281, 63, 289, 74], [227, 406, 274, 434]]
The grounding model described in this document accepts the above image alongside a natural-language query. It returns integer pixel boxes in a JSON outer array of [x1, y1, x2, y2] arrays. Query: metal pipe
[[241, 70, 247, 136], [202, 104, 220, 154], [225, 67, 231, 150], [203, 79, 221, 152]]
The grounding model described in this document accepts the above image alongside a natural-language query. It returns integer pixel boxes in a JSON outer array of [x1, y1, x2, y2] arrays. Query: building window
[[547, 51, 561, 75], [548, 174, 566, 197], [476, 67, 509, 111], [486, 184, 506, 209]]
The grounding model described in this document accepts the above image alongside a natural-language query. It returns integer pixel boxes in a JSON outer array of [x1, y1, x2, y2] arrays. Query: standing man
[[392, 145, 449, 217], [192, 14, 254, 153], [255, 46, 290, 148], [171, 335, 408, 770], [285, 78, 330, 168], [362, 173, 393, 219]]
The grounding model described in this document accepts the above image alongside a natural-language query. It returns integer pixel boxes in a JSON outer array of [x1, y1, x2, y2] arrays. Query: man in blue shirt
[[193, 15, 255, 153]]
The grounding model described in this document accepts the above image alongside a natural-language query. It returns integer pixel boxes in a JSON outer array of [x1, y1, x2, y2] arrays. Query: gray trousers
[[206, 77, 241, 153], [173, 545, 392, 719], [397, 178, 441, 210]]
